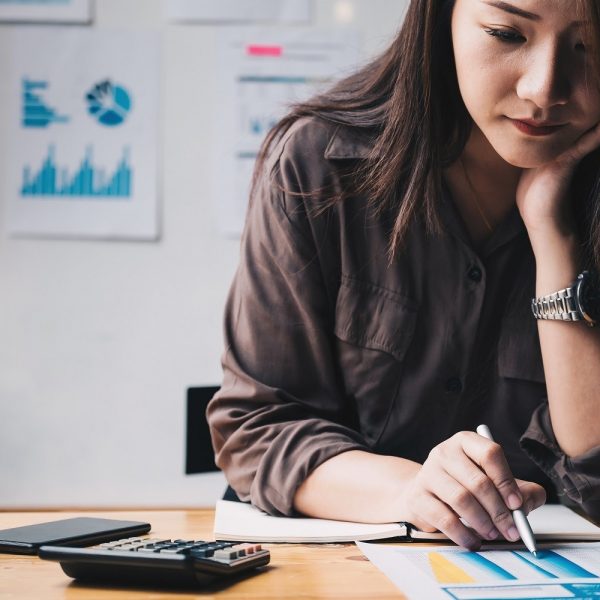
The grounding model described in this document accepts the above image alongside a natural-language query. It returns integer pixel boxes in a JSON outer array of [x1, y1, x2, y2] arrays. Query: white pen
[[476, 424, 539, 557]]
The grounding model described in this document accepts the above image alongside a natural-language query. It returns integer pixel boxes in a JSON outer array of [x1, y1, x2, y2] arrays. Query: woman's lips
[[510, 118, 567, 136]]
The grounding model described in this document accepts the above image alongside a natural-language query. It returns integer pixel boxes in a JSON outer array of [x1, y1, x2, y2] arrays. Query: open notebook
[[213, 501, 600, 544]]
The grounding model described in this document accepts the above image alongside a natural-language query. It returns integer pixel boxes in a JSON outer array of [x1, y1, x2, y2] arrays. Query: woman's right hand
[[398, 432, 547, 550]]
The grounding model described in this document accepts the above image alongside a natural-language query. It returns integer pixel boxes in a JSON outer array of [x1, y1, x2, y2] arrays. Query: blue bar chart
[[359, 541, 600, 600], [424, 549, 599, 584], [426, 548, 600, 599], [21, 146, 132, 198], [21, 79, 69, 128]]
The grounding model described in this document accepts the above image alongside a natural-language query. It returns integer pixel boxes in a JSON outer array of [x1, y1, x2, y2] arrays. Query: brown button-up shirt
[[207, 117, 600, 520]]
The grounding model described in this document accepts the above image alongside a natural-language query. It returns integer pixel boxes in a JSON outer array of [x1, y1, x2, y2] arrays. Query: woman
[[207, 0, 600, 550]]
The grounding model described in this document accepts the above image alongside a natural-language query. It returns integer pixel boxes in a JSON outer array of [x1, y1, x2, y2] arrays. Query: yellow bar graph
[[428, 552, 476, 584]]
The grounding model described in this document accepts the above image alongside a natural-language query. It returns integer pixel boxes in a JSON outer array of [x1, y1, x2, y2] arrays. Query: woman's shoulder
[[267, 115, 375, 173]]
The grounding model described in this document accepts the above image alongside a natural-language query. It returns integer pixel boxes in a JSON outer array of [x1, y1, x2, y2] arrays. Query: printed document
[[358, 541, 600, 600]]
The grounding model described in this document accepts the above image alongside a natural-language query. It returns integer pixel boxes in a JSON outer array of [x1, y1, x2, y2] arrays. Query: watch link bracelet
[[531, 271, 600, 328]]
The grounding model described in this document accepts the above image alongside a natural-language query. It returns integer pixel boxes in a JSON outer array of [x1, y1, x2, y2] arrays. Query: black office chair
[[185, 386, 240, 502]]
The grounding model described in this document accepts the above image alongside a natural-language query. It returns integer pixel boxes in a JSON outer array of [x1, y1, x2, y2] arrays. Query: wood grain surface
[[0, 509, 403, 599]]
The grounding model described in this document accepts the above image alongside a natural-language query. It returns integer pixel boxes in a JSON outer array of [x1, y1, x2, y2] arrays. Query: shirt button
[[445, 377, 463, 394], [467, 266, 482, 283]]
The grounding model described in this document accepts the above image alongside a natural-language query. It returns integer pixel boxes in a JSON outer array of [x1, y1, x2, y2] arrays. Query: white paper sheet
[[213, 27, 360, 236], [167, 0, 311, 24], [0, 0, 91, 23], [4, 27, 160, 240], [357, 541, 600, 600]]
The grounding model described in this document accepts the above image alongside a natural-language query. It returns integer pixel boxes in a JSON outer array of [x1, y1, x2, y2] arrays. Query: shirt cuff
[[520, 402, 600, 521]]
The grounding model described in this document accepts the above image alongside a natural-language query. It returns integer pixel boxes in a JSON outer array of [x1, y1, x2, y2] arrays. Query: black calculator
[[38, 536, 270, 588]]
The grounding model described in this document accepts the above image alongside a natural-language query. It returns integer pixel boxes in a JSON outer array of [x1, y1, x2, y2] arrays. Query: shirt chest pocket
[[497, 314, 546, 384], [333, 277, 418, 445]]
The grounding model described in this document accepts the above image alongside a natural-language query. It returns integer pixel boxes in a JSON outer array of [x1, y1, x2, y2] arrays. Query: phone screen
[[0, 517, 151, 555]]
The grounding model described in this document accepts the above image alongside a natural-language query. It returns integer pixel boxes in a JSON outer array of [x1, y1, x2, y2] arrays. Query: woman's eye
[[484, 28, 524, 43]]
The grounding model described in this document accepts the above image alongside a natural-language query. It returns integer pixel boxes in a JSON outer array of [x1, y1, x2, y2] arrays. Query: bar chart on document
[[357, 542, 600, 600], [21, 146, 132, 199], [6, 28, 159, 240], [215, 28, 360, 236]]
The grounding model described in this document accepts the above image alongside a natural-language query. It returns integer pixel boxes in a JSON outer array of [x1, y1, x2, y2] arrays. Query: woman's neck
[[443, 125, 522, 248]]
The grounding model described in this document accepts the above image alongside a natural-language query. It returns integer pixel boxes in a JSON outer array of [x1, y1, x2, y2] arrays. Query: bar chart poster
[[0, 0, 92, 23], [4, 27, 160, 240], [358, 541, 600, 600], [214, 27, 360, 237]]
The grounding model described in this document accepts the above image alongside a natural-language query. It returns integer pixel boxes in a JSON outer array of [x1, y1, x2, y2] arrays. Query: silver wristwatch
[[531, 271, 599, 327]]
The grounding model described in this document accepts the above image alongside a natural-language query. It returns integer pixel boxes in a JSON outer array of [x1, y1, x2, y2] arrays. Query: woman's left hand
[[516, 122, 600, 235]]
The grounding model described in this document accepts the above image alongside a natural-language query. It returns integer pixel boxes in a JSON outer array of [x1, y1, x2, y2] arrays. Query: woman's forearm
[[531, 230, 600, 457], [293, 450, 421, 523]]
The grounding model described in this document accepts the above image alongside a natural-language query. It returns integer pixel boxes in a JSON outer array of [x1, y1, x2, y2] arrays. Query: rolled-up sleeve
[[520, 402, 600, 521], [206, 122, 369, 516]]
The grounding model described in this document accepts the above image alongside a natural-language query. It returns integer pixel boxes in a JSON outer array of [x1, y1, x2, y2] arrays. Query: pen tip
[[533, 551, 538, 558]]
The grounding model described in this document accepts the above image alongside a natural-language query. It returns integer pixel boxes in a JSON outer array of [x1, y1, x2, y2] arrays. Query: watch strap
[[531, 285, 581, 322]]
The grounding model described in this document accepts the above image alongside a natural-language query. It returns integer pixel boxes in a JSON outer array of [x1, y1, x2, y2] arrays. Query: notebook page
[[213, 500, 407, 543]]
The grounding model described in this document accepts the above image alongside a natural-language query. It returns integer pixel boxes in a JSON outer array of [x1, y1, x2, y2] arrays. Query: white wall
[[0, 0, 408, 508]]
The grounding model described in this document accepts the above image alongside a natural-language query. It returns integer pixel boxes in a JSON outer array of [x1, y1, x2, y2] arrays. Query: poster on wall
[[213, 27, 360, 236], [0, 0, 92, 23], [4, 27, 160, 240], [167, 0, 311, 24]]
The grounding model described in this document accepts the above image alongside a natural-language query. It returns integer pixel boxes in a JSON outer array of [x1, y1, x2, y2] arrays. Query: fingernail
[[508, 526, 520, 542], [487, 527, 500, 540], [465, 537, 481, 551], [508, 493, 522, 510]]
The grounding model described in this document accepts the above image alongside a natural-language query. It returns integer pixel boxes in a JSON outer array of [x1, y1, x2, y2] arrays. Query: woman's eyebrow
[[481, 1, 540, 21], [481, 1, 586, 27]]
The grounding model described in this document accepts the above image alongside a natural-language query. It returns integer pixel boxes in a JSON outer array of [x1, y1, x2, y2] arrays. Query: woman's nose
[[516, 41, 571, 109]]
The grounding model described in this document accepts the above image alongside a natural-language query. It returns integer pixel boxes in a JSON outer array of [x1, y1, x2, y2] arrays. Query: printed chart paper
[[0, 0, 91, 23], [4, 27, 160, 240], [214, 27, 360, 236], [357, 541, 600, 600], [167, 0, 311, 24]]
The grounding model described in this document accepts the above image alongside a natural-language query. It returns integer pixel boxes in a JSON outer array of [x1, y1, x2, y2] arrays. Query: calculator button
[[189, 548, 214, 558], [213, 549, 239, 560], [99, 541, 122, 548]]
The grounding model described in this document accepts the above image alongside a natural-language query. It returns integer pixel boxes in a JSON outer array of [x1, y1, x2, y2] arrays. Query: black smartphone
[[0, 517, 151, 555]]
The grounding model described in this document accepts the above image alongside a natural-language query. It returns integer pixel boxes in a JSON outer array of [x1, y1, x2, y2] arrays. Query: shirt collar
[[323, 125, 376, 160], [324, 125, 525, 254]]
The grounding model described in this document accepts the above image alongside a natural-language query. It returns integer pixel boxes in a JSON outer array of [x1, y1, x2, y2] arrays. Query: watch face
[[577, 271, 600, 324]]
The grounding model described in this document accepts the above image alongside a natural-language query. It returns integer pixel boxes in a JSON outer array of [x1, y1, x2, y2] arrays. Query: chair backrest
[[185, 386, 220, 474]]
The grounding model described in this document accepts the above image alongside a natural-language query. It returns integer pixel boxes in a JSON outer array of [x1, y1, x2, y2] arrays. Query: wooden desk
[[0, 509, 401, 599]]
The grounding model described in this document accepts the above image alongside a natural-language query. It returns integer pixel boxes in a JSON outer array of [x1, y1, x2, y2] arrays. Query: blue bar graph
[[461, 553, 517, 580], [21, 79, 69, 128], [514, 550, 598, 579], [21, 146, 132, 199]]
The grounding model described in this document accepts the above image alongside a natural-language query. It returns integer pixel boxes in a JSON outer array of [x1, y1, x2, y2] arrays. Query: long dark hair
[[253, 0, 600, 267]]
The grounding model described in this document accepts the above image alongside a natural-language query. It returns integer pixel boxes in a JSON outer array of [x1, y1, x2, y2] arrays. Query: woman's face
[[451, 0, 600, 168]]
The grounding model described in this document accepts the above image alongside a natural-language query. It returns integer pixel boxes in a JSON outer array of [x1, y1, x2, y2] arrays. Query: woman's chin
[[493, 146, 562, 170]]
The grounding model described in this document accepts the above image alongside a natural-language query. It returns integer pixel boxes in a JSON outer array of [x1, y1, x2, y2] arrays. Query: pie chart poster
[[5, 28, 160, 240]]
